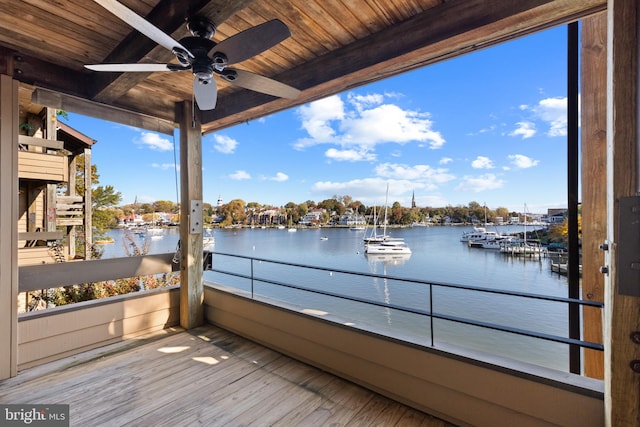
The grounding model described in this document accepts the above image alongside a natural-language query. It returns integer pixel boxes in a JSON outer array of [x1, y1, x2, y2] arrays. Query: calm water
[[101, 225, 576, 372]]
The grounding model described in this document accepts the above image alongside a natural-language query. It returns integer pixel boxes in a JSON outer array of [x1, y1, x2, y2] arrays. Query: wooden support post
[[67, 155, 77, 259], [605, 0, 640, 424], [177, 101, 203, 329], [83, 147, 92, 259], [0, 74, 19, 379], [581, 12, 607, 380]]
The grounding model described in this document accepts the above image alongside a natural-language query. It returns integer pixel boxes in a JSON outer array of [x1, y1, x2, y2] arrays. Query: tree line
[[96, 192, 529, 230]]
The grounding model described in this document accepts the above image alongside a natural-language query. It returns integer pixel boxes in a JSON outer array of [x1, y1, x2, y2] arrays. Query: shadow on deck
[[0, 325, 454, 426]]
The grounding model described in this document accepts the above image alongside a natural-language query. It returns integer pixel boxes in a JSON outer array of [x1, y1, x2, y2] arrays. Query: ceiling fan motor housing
[[178, 36, 218, 81], [187, 16, 216, 39]]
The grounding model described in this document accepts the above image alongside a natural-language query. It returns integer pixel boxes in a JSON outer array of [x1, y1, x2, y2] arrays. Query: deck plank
[[0, 325, 455, 426]]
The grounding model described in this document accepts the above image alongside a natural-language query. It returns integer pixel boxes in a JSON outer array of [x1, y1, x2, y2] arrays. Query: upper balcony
[[17, 135, 68, 182]]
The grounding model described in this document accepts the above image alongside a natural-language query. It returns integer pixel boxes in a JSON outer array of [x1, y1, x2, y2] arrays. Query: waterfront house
[[298, 208, 326, 226], [0, 1, 636, 425]]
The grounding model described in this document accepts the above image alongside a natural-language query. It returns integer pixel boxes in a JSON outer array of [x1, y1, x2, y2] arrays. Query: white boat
[[500, 203, 544, 256], [460, 226, 487, 242], [500, 240, 544, 256], [365, 240, 412, 254], [363, 204, 401, 244], [147, 227, 163, 236], [467, 230, 510, 248], [364, 184, 411, 254], [287, 227, 297, 232], [481, 236, 515, 250], [203, 236, 215, 250]]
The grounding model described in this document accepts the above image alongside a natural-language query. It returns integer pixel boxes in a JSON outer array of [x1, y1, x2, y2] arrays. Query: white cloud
[[341, 104, 445, 149], [136, 132, 173, 151], [348, 93, 384, 111], [269, 172, 289, 182], [310, 163, 455, 204], [518, 96, 573, 137], [213, 134, 238, 154], [508, 154, 539, 169], [311, 178, 418, 203], [535, 97, 568, 137], [455, 173, 505, 192], [151, 163, 177, 170], [229, 170, 251, 180], [293, 92, 446, 157], [325, 148, 376, 162], [374, 163, 455, 186], [509, 121, 536, 139], [439, 157, 453, 165], [471, 156, 495, 169], [295, 96, 345, 147]]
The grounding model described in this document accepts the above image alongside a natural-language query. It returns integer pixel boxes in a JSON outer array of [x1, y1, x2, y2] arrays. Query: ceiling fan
[[85, 0, 300, 110]]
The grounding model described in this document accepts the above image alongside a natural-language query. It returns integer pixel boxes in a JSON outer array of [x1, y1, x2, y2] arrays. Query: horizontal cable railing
[[207, 251, 604, 355]]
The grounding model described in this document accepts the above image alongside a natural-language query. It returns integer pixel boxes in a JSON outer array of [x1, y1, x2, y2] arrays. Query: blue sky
[[66, 24, 573, 214]]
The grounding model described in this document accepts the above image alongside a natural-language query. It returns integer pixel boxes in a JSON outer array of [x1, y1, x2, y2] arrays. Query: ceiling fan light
[[195, 72, 212, 83]]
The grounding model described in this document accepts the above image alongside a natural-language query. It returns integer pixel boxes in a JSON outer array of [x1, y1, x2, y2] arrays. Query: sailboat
[[363, 205, 385, 244], [147, 212, 164, 238], [364, 184, 411, 254], [500, 203, 543, 256]]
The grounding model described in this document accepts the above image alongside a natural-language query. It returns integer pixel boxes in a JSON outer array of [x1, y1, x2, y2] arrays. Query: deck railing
[[17, 250, 604, 373], [207, 251, 604, 373]]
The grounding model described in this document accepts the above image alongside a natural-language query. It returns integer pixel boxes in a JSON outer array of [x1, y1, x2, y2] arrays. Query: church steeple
[[411, 191, 416, 208]]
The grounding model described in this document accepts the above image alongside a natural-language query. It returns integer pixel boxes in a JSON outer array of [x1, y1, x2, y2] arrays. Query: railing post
[[567, 21, 581, 374], [251, 258, 254, 299], [430, 284, 434, 347]]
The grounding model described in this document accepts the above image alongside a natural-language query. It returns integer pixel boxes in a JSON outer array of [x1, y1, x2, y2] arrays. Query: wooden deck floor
[[0, 325, 455, 426]]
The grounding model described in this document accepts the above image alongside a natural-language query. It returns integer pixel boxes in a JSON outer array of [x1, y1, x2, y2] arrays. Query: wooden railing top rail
[[18, 253, 178, 292], [18, 135, 64, 150], [18, 231, 63, 241]]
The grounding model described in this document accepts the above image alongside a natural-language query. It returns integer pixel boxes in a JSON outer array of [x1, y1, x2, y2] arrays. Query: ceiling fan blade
[[221, 69, 300, 99], [85, 63, 172, 72], [193, 78, 218, 110], [93, 0, 193, 58], [212, 19, 291, 65]]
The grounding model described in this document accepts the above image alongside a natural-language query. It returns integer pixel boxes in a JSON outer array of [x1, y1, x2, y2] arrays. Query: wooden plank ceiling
[[0, 0, 605, 135]]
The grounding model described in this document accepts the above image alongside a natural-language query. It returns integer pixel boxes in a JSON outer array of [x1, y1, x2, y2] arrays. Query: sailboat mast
[[383, 184, 389, 236], [524, 203, 527, 245]]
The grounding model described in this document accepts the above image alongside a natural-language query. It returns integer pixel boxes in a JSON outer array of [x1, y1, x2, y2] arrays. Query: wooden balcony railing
[[17, 135, 68, 182], [55, 195, 84, 227]]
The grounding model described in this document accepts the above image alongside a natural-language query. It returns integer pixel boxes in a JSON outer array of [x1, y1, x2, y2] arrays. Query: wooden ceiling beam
[[32, 87, 175, 135], [0, 47, 92, 100], [201, 0, 606, 133]]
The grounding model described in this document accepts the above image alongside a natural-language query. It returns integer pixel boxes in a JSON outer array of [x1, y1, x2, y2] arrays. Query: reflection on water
[[103, 225, 574, 372]]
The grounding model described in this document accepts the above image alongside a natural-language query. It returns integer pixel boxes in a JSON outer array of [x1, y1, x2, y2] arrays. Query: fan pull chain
[[191, 85, 196, 128]]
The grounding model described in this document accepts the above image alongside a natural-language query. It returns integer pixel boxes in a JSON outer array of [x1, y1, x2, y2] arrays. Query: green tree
[[318, 198, 345, 217], [73, 155, 99, 196], [153, 200, 177, 213], [92, 185, 122, 234], [495, 207, 510, 222], [218, 199, 246, 226], [72, 155, 122, 249], [390, 201, 404, 224]]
